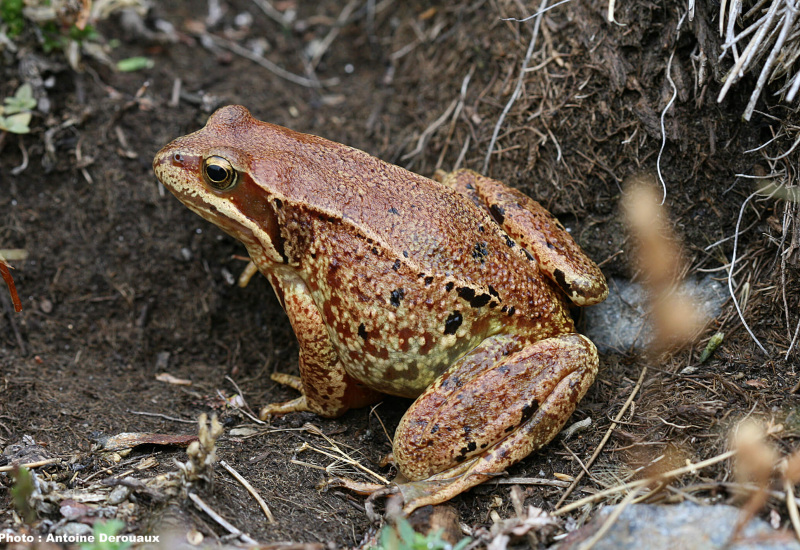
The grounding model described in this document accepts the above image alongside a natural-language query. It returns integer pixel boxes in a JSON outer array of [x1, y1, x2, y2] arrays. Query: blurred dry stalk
[[717, 0, 800, 120], [623, 175, 705, 350], [727, 419, 785, 542]]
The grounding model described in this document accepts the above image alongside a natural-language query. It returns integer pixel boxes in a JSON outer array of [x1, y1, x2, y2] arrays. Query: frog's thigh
[[393, 332, 597, 510], [453, 169, 608, 306], [260, 274, 382, 419]]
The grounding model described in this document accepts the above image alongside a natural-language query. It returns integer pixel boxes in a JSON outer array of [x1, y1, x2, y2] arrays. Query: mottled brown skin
[[153, 105, 608, 512]]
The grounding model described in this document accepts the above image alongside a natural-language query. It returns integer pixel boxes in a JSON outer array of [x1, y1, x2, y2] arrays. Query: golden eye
[[202, 156, 238, 190]]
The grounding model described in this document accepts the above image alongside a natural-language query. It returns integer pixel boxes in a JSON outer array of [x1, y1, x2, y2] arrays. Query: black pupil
[[206, 164, 229, 183]]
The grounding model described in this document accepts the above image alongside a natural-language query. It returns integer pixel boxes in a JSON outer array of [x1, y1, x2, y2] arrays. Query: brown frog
[[153, 105, 608, 512]]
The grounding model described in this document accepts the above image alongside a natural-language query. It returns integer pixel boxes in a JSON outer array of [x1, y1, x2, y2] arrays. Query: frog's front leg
[[441, 169, 608, 306], [392, 332, 597, 512], [259, 269, 383, 419]]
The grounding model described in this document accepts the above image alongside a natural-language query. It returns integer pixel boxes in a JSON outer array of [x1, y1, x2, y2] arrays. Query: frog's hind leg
[[259, 271, 383, 419], [392, 332, 597, 513], [444, 169, 608, 306]]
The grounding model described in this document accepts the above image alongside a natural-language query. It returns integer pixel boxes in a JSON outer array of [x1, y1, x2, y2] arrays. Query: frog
[[153, 105, 608, 512]]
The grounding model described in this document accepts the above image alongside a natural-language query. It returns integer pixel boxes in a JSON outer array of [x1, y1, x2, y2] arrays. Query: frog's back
[[210, 108, 524, 284]]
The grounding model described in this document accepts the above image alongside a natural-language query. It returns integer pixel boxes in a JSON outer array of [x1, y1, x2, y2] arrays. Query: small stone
[[108, 484, 131, 505]]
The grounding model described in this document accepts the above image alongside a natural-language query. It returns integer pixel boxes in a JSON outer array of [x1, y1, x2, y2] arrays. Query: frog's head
[[153, 105, 289, 265]]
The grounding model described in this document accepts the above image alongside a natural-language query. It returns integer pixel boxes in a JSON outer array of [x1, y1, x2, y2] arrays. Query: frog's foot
[[259, 370, 384, 420], [392, 332, 598, 513]]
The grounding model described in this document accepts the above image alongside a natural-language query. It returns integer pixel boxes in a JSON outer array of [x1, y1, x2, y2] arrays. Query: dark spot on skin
[[424, 276, 434, 286], [274, 198, 283, 209], [504, 425, 515, 433], [466, 182, 474, 190], [389, 207, 400, 214], [444, 311, 462, 335], [457, 287, 475, 302], [390, 288, 405, 307], [431, 425, 439, 434], [498, 365, 509, 374], [546, 241, 556, 250], [507, 306, 516, 316], [489, 301, 497, 308], [445, 282, 454, 292], [456, 441, 478, 462], [501, 305, 508, 313], [553, 268, 572, 292], [392, 259, 401, 271], [403, 251, 409, 258], [470, 293, 491, 308], [472, 242, 489, 263], [488, 285, 499, 298], [479, 225, 485, 233], [481, 443, 488, 449], [520, 400, 540, 424], [504, 235, 515, 248], [372, 247, 379, 255], [524, 249, 535, 261], [358, 323, 368, 340], [490, 204, 505, 224]]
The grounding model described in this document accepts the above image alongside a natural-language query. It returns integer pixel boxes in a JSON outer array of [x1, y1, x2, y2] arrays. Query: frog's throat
[[167, 176, 284, 266]]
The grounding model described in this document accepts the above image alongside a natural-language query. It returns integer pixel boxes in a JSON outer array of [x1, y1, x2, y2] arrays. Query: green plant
[[10, 466, 36, 524], [80, 520, 131, 550], [0, 83, 36, 134], [41, 21, 99, 53], [0, 0, 25, 38], [373, 517, 471, 550]]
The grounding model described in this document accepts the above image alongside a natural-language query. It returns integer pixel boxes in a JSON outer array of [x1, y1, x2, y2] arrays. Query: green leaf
[[0, 112, 32, 134], [397, 518, 417, 545], [116, 56, 154, 72], [4, 83, 36, 115], [80, 520, 131, 550]]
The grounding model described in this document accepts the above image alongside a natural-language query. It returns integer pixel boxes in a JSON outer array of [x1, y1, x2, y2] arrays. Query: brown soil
[[1, 0, 799, 548]]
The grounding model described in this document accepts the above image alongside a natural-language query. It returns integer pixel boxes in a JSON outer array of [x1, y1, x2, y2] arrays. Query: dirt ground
[[2, 0, 800, 548]]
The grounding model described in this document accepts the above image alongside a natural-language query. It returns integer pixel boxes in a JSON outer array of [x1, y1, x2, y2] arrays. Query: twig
[[188, 491, 258, 545], [487, 477, 571, 488], [401, 99, 458, 161], [251, 0, 292, 26], [555, 366, 648, 508], [127, 410, 196, 424], [220, 460, 276, 523], [744, 1, 799, 120], [578, 487, 640, 550], [786, 477, 800, 541], [0, 458, 61, 473], [728, 190, 770, 355], [208, 34, 338, 88], [483, 0, 549, 173], [436, 67, 475, 171], [297, 427, 390, 485], [310, 0, 359, 69], [657, 50, 677, 205], [554, 449, 738, 516], [787, 300, 800, 359]]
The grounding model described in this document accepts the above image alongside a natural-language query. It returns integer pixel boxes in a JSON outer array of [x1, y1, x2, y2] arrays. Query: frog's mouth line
[[155, 155, 285, 267]]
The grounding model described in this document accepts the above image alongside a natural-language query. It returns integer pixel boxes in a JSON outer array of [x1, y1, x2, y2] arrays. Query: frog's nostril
[[172, 152, 184, 165]]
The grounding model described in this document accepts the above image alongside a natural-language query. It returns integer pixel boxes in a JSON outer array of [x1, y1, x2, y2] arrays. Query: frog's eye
[[202, 156, 238, 190]]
